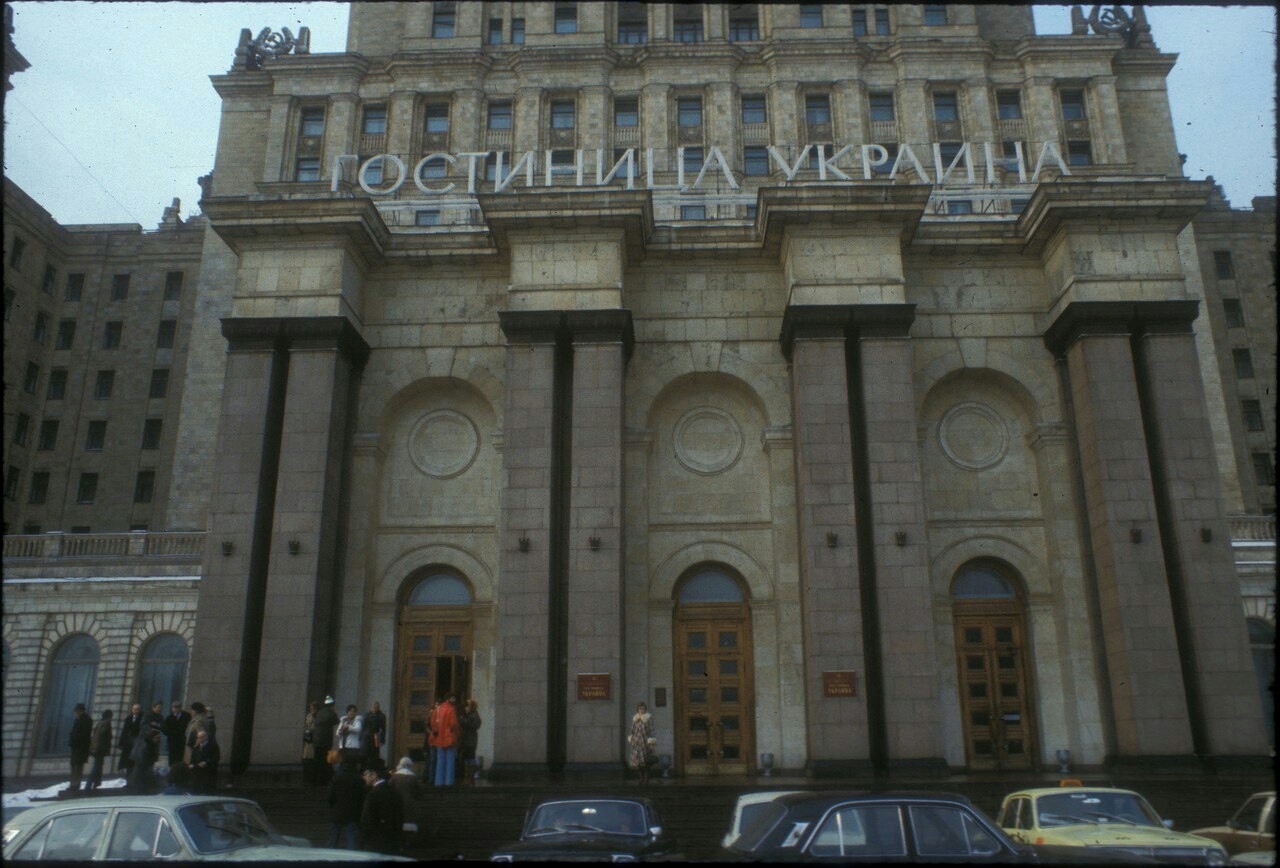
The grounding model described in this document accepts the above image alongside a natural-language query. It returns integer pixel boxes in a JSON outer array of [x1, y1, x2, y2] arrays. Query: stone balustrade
[[1229, 515, 1277, 542], [2, 531, 206, 562]]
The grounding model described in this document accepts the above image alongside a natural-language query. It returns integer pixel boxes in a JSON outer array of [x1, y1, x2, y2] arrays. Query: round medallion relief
[[409, 410, 479, 478], [938, 401, 1009, 471], [674, 407, 743, 476]]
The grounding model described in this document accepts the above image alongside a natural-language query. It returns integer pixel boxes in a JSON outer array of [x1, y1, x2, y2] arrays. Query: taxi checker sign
[[333, 141, 1072, 197]]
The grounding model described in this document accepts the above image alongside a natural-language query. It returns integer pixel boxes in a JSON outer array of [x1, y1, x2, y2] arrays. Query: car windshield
[[177, 802, 284, 853], [526, 801, 648, 837], [1036, 792, 1162, 828]]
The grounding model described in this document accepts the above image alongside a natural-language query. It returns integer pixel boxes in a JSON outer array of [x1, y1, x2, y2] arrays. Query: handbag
[[326, 748, 341, 764]]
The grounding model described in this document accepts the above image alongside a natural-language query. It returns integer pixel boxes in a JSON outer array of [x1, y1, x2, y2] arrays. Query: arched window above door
[[38, 634, 100, 756], [953, 563, 1017, 599], [407, 572, 472, 606], [136, 633, 189, 709], [677, 569, 745, 604]]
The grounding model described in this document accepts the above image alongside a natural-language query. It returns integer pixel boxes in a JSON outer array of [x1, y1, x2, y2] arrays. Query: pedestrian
[[326, 759, 364, 849], [87, 709, 113, 791], [359, 757, 404, 855], [628, 701, 656, 785], [313, 695, 339, 785], [184, 702, 210, 764], [390, 756, 424, 802], [161, 762, 193, 795], [433, 694, 460, 787], [163, 701, 191, 769], [459, 699, 482, 786], [362, 701, 387, 770], [148, 699, 164, 728], [205, 706, 218, 742], [117, 704, 144, 778], [302, 701, 319, 783], [424, 701, 441, 786], [336, 704, 363, 767], [68, 703, 92, 794], [129, 718, 162, 793], [189, 729, 220, 794]]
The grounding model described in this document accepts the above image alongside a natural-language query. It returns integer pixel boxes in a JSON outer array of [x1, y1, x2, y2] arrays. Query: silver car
[[3, 794, 410, 861]]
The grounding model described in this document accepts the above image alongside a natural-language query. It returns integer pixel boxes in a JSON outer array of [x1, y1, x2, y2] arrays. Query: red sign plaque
[[577, 673, 611, 701], [823, 670, 857, 698]]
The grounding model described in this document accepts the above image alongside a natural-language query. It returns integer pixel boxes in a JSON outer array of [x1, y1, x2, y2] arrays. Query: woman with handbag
[[628, 702, 656, 785]]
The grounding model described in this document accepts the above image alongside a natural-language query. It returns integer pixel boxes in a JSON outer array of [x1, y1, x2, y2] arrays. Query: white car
[[720, 790, 803, 849], [3, 794, 411, 861]]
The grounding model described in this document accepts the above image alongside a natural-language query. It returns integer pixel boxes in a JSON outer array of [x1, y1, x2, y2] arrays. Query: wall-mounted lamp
[[825, 532, 838, 548], [288, 539, 301, 556], [894, 531, 908, 547], [589, 536, 601, 552], [1200, 527, 1213, 543], [518, 535, 530, 553], [1129, 528, 1142, 544], [221, 540, 234, 557]]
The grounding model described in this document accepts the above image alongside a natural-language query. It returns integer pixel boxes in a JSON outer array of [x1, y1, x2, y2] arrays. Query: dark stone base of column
[[885, 757, 951, 778], [808, 758, 877, 778], [1199, 755, 1275, 776], [1104, 754, 1206, 775], [485, 762, 557, 781], [560, 762, 628, 780]]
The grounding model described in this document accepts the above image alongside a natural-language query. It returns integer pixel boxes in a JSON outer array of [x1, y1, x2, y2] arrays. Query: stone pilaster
[[1090, 76, 1129, 165]]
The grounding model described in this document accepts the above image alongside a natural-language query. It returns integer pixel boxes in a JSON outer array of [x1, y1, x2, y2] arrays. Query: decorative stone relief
[[938, 401, 1009, 471], [408, 410, 479, 478], [674, 407, 743, 475]]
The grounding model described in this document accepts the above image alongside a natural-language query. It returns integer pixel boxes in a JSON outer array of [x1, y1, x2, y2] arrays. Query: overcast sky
[[4, 2, 1275, 227]]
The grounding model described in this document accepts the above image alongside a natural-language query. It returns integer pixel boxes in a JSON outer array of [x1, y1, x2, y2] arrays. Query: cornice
[[1019, 178, 1211, 256], [1042, 300, 1200, 357], [779, 303, 917, 360], [221, 315, 371, 367], [478, 188, 652, 263], [200, 196, 390, 270], [759, 184, 931, 257]]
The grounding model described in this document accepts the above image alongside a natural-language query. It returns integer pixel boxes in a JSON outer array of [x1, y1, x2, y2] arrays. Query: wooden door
[[395, 612, 471, 761], [674, 604, 754, 775], [954, 608, 1035, 771]]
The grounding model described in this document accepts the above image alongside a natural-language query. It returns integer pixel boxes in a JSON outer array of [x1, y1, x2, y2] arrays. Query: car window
[[526, 801, 647, 836], [808, 805, 905, 857], [11, 819, 51, 860], [1037, 792, 1160, 828], [156, 820, 182, 858], [15, 812, 108, 861], [735, 802, 787, 851], [1015, 799, 1034, 831], [1233, 797, 1270, 833], [107, 812, 164, 860], [909, 806, 1002, 857], [177, 802, 278, 853]]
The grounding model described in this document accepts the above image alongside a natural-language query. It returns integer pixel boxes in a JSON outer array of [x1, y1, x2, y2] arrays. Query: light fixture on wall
[[825, 532, 838, 548], [589, 536, 601, 551], [894, 531, 908, 547], [288, 539, 300, 556], [1200, 527, 1213, 543], [1129, 528, 1142, 544], [518, 535, 530, 553], [221, 540, 234, 557]]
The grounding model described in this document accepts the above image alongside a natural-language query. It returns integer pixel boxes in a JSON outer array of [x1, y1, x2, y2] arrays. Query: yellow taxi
[[997, 786, 1228, 865]]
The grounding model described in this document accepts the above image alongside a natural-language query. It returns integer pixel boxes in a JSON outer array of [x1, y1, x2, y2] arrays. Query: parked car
[[3, 795, 411, 861], [490, 796, 676, 862], [1191, 792, 1276, 858], [722, 790, 803, 849], [998, 787, 1228, 864], [719, 790, 1154, 862]]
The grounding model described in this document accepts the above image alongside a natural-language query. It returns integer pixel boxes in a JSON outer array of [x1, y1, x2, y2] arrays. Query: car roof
[[1006, 787, 1146, 799], [770, 791, 981, 813], [6, 795, 260, 823], [531, 796, 657, 809]]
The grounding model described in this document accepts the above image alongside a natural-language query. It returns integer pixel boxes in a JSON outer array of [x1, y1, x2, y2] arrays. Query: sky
[[3, 3, 1276, 227]]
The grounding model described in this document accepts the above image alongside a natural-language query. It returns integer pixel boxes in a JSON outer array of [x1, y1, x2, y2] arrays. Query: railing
[[613, 125, 641, 146], [742, 122, 769, 144], [484, 129, 512, 149], [1229, 515, 1277, 542], [869, 120, 899, 142], [998, 117, 1028, 140], [2, 531, 206, 561], [359, 133, 387, 154]]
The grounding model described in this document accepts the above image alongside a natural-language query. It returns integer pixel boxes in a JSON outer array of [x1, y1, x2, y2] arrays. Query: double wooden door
[[674, 604, 754, 775], [954, 607, 1035, 770], [395, 612, 471, 761]]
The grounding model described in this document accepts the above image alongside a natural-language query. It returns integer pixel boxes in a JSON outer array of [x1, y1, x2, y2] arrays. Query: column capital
[[498, 310, 563, 345], [1043, 300, 1198, 357], [220, 316, 371, 367], [499, 309, 635, 359], [779, 304, 916, 360]]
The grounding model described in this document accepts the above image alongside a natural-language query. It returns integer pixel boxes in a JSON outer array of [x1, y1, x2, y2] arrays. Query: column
[[1089, 76, 1129, 165], [963, 78, 996, 143], [835, 79, 868, 146], [514, 87, 543, 154], [323, 93, 359, 188], [564, 311, 632, 765], [250, 318, 368, 765], [261, 95, 294, 183], [1022, 76, 1059, 155], [896, 80, 931, 146], [385, 89, 416, 159]]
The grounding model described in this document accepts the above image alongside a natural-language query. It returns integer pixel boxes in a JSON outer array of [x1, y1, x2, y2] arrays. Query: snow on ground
[[3, 778, 127, 807]]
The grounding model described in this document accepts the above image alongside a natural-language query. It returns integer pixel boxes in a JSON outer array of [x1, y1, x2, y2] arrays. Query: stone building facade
[[3, 3, 1274, 778]]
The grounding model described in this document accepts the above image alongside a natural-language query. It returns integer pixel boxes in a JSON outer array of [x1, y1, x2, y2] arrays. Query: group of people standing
[[66, 699, 219, 796], [425, 695, 482, 788]]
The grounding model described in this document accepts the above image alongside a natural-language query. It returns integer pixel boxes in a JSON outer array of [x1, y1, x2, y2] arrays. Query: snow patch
[[4, 778, 127, 807]]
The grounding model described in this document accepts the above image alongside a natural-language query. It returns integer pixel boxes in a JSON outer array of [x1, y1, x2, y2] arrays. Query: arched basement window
[[407, 573, 472, 606], [136, 633, 190, 710], [678, 569, 745, 603], [953, 564, 1017, 599], [38, 634, 99, 756]]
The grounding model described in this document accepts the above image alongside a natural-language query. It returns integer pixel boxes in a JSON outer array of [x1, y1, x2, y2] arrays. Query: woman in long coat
[[458, 700, 482, 786], [628, 702, 656, 784]]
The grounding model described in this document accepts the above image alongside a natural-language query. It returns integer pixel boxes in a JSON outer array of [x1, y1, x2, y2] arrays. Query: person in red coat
[[432, 695, 460, 787]]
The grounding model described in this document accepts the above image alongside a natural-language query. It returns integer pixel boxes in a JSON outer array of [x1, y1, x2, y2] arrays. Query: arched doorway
[[673, 567, 754, 776], [395, 570, 474, 761], [37, 634, 100, 757], [1246, 618, 1275, 746], [951, 561, 1037, 771], [135, 633, 189, 710]]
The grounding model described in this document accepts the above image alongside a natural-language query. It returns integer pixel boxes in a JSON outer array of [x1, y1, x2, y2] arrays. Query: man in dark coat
[[117, 704, 144, 776], [129, 718, 162, 793], [312, 696, 340, 785], [87, 709, 113, 791], [326, 760, 365, 849], [358, 758, 404, 855], [360, 701, 387, 770], [68, 704, 92, 794], [189, 729, 220, 794], [163, 701, 192, 768]]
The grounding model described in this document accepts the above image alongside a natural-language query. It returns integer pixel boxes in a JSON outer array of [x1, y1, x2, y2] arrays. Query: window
[[852, 9, 867, 35], [613, 97, 639, 128], [33, 311, 48, 344], [85, 420, 107, 452], [938, 141, 963, 165], [488, 17, 503, 44], [1223, 298, 1244, 328], [680, 205, 706, 221], [618, 2, 648, 43], [805, 94, 831, 125], [1060, 90, 1086, 120], [414, 210, 442, 227], [744, 146, 770, 176], [1213, 250, 1235, 279], [996, 90, 1022, 120], [1254, 453, 1275, 487], [933, 91, 959, 122], [1010, 198, 1030, 214], [871, 143, 899, 174], [38, 419, 59, 451], [157, 273, 181, 304], [103, 321, 122, 349], [923, 5, 948, 25], [947, 200, 974, 215], [157, 320, 177, 349], [729, 10, 759, 42], [140, 418, 163, 450], [875, 8, 890, 34], [55, 319, 75, 350], [36, 635, 100, 756], [77, 472, 98, 504], [678, 97, 703, 127], [909, 806, 1001, 857], [511, 17, 525, 43], [65, 273, 84, 301], [555, 2, 578, 34], [136, 633, 189, 708], [870, 93, 895, 122], [9, 235, 26, 269], [485, 153, 508, 183], [24, 361, 40, 394], [551, 100, 576, 129], [362, 105, 387, 135], [296, 157, 321, 182], [4, 286, 13, 321], [14, 412, 30, 446], [1243, 400, 1265, 431], [800, 4, 822, 27], [674, 15, 703, 42], [41, 263, 56, 294], [808, 804, 907, 857], [4, 466, 20, 500], [488, 102, 513, 130], [741, 95, 766, 124], [549, 149, 576, 176], [424, 103, 450, 136], [1001, 140, 1024, 169], [745, 204, 758, 220], [29, 471, 49, 505], [1066, 140, 1092, 166], [47, 369, 67, 401], [107, 813, 181, 861], [149, 368, 170, 399], [94, 370, 115, 400], [682, 146, 705, 175], [110, 273, 130, 301], [432, 2, 456, 38], [300, 106, 326, 138], [1234, 348, 1255, 379]]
